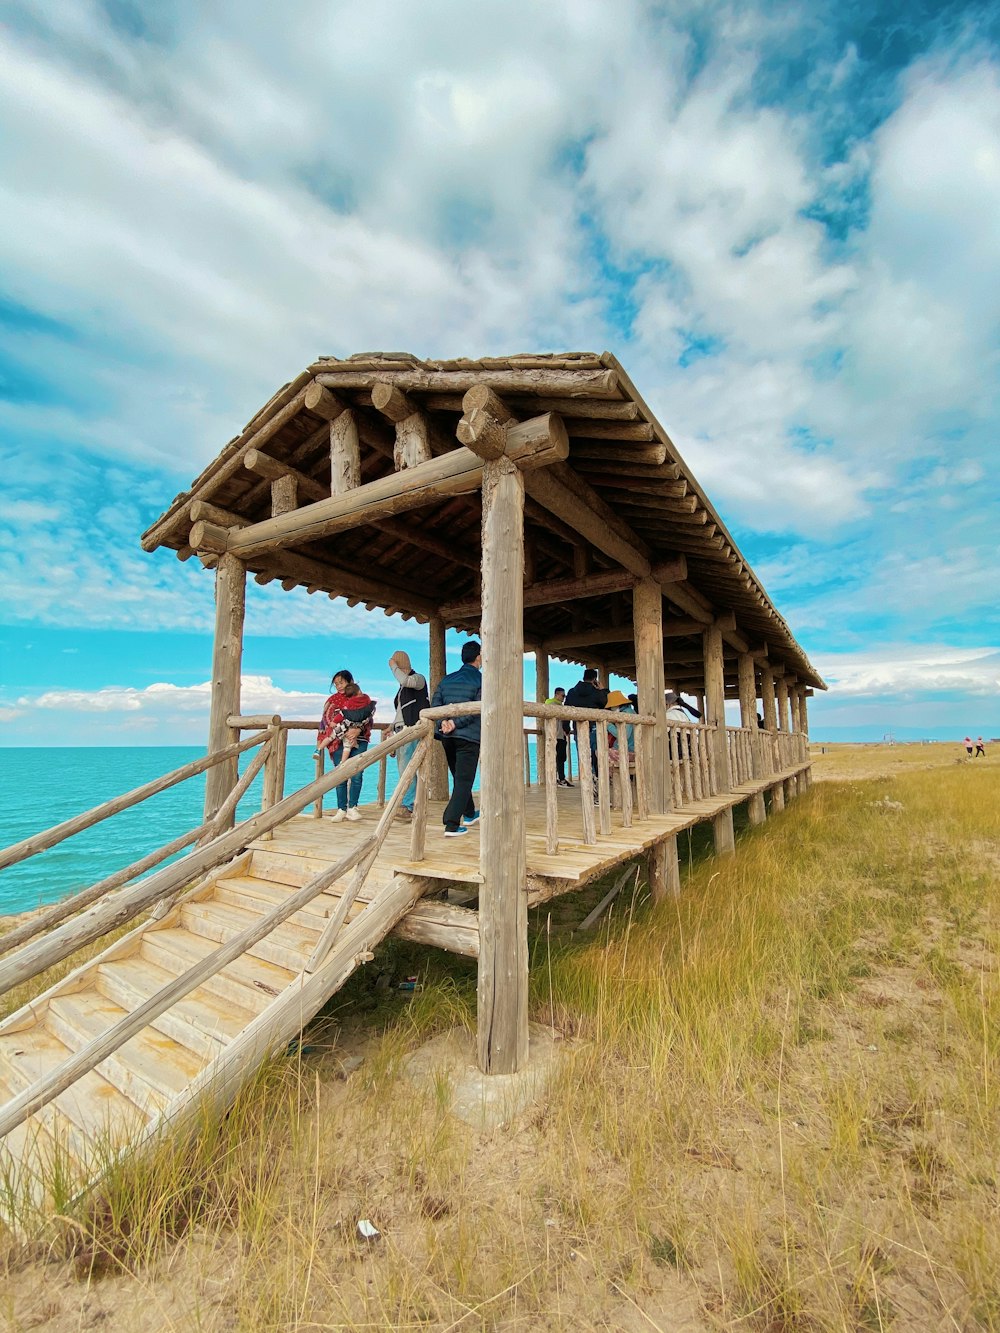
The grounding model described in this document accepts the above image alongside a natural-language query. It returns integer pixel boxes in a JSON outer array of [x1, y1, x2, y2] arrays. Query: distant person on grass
[[975, 737, 987, 757], [964, 736, 974, 757], [431, 641, 482, 838], [388, 650, 429, 823]]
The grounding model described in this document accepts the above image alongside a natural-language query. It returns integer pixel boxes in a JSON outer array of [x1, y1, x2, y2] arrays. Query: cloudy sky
[[1, 0, 998, 745]]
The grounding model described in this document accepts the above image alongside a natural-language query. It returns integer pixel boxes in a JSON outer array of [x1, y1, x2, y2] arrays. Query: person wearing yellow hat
[[606, 690, 636, 762]]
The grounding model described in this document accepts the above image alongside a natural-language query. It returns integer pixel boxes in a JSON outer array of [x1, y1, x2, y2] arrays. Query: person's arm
[[451, 683, 482, 734]]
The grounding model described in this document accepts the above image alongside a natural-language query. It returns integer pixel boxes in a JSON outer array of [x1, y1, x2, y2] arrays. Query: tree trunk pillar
[[477, 457, 529, 1075], [633, 578, 668, 814], [428, 615, 449, 800], [204, 553, 246, 825], [703, 624, 735, 855], [738, 651, 766, 827], [536, 650, 550, 786]]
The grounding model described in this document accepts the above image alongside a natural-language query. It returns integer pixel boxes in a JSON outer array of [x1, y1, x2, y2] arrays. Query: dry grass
[[1, 746, 998, 1330]]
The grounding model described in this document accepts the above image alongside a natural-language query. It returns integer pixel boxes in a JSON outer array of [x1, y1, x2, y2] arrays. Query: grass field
[[1, 744, 998, 1330]]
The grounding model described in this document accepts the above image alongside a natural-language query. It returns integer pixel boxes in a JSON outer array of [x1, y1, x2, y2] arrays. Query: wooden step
[[180, 899, 317, 973], [214, 875, 365, 932], [96, 957, 253, 1062], [46, 992, 203, 1105], [0, 1070, 71, 1215], [141, 927, 294, 1011], [0, 1029, 154, 1158]]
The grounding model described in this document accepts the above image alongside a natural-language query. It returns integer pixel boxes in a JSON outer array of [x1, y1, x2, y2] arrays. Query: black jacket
[[430, 663, 482, 744], [564, 679, 608, 734]]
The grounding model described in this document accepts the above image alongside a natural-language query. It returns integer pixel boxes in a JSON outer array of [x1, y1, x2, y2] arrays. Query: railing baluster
[[313, 750, 324, 818], [544, 718, 559, 855], [409, 749, 429, 862], [633, 724, 649, 821], [596, 721, 612, 836], [577, 724, 597, 845], [619, 731, 633, 828]]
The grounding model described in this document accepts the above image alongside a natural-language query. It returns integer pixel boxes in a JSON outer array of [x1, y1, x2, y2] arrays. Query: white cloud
[[815, 645, 1000, 698]]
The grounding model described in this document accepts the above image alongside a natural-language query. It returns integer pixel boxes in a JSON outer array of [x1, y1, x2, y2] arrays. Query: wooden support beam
[[663, 581, 714, 624], [535, 649, 550, 787], [378, 517, 480, 570], [316, 366, 620, 398], [540, 609, 704, 655], [634, 577, 668, 814], [303, 382, 348, 421], [523, 463, 652, 578], [442, 558, 684, 622], [189, 500, 250, 530], [271, 474, 297, 516], [249, 550, 438, 619], [477, 455, 529, 1075], [330, 410, 361, 495], [703, 625, 735, 855], [244, 449, 327, 502], [372, 381, 433, 470], [189, 421, 567, 560], [761, 665, 778, 733], [776, 677, 790, 732], [739, 652, 766, 827], [204, 554, 246, 826], [648, 836, 680, 904], [427, 616, 449, 800]]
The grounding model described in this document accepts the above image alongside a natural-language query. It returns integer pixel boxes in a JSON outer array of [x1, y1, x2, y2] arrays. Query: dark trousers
[[441, 737, 479, 828], [555, 737, 567, 782]]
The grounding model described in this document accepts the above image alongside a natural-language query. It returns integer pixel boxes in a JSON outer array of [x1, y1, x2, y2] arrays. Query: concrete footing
[[403, 1023, 571, 1130]]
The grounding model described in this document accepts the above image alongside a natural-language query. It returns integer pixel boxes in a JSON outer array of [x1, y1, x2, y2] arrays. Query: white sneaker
[[345, 807, 362, 822], [330, 810, 346, 823]]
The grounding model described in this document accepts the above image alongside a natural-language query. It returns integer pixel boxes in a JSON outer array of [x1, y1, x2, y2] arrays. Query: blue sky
[[1, 0, 998, 745]]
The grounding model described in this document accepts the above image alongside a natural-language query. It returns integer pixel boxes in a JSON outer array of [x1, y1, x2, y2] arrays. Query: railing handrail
[[0, 730, 270, 874], [0, 722, 432, 997]]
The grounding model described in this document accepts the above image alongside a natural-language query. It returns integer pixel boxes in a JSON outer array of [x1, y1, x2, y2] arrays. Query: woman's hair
[[342, 682, 361, 698], [332, 668, 354, 686]]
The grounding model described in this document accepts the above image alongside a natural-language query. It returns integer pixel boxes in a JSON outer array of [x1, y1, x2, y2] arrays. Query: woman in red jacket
[[317, 670, 375, 822]]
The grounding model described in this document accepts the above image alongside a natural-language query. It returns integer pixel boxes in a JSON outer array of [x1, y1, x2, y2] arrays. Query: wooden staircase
[[0, 844, 438, 1213]]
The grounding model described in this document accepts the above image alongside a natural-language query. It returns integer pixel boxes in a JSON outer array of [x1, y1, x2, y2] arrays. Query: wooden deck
[[254, 757, 810, 909]]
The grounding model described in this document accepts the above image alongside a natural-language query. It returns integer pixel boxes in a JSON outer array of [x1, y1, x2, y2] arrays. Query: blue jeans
[[394, 736, 419, 811], [332, 738, 369, 809]]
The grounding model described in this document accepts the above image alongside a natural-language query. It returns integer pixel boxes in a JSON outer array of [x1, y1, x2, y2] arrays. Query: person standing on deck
[[320, 670, 375, 822], [388, 650, 429, 823], [431, 641, 482, 838], [545, 686, 573, 787], [566, 669, 608, 802]]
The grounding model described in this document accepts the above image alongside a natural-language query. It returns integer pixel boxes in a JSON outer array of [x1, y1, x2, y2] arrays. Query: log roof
[[142, 351, 825, 693]]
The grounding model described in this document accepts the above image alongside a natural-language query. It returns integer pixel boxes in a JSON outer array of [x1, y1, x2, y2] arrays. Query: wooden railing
[[0, 723, 431, 995]]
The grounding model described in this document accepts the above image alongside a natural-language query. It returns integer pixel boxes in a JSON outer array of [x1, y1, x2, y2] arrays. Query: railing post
[[204, 553, 246, 826], [634, 578, 669, 814], [313, 750, 325, 818], [595, 721, 612, 835], [544, 717, 559, 855], [536, 650, 550, 787], [409, 745, 429, 861], [428, 615, 450, 801], [260, 716, 287, 842], [703, 624, 734, 855]]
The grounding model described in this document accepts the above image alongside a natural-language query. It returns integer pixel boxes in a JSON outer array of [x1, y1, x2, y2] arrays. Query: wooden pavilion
[[0, 352, 823, 1202], [144, 350, 823, 1070]]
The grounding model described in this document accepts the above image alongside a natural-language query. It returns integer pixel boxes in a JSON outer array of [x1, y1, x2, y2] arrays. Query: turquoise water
[[0, 746, 402, 917]]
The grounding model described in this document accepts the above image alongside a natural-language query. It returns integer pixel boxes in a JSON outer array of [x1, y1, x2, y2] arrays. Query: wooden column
[[775, 677, 790, 732], [204, 553, 246, 825], [477, 456, 529, 1075], [648, 836, 680, 903], [428, 615, 449, 800], [738, 652, 766, 827], [703, 625, 735, 855], [536, 650, 550, 787], [596, 662, 610, 689], [330, 411, 361, 495], [633, 578, 668, 814]]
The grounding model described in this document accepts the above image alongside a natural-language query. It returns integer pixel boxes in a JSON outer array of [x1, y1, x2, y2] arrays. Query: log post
[[536, 650, 550, 786], [738, 652, 766, 827], [428, 615, 449, 800], [477, 456, 528, 1075], [204, 554, 246, 825], [776, 676, 790, 733], [633, 578, 668, 814], [330, 410, 361, 495], [271, 474, 297, 516], [760, 664, 777, 777], [703, 624, 735, 855], [648, 836, 681, 904]]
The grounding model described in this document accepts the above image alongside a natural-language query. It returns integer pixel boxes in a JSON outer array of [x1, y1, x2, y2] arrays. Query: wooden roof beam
[[189, 414, 568, 560], [442, 556, 686, 622]]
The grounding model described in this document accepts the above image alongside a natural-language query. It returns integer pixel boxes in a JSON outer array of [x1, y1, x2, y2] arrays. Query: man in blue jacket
[[431, 640, 482, 837]]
